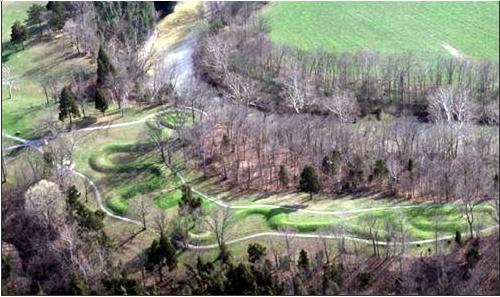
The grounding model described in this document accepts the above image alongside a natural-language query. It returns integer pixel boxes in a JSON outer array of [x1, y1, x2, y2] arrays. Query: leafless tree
[[42, 75, 62, 104], [365, 215, 380, 257], [44, 134, 77, 189], [147, 116, 171, 165], [151, 61, 178, 104], [24, 179, 66, 226], [2, 65, 15, 100], [152, 209, 168, 237], [204, 208, 234, 250], [70, 68, 91, 117], [461, 197, 476, 239], [131, 195, 148, 230], [321, 90, 360, 123], [281, 66, 313, 113], [427, 87, 476, 129]]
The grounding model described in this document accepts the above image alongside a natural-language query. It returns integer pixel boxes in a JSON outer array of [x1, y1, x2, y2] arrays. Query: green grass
[[87, 142, 181, 215], [1, 1, 95, 138], [222, 201, 496, 241], [72, 110, 192, 216], [160, 110, 193, 129], [262, 2, 499, 60]]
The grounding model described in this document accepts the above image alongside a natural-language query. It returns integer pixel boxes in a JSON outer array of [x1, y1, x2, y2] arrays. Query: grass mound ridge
[[89, 143, 157, 173]]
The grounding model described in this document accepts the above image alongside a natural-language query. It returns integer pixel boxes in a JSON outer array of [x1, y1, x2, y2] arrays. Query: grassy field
[[1, 2, 162, 140], [262, 2, 499, 60], [1, 1, 95, 138]]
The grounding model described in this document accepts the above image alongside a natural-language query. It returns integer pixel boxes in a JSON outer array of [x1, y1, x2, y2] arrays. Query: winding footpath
[[3, 108, 498, 250]]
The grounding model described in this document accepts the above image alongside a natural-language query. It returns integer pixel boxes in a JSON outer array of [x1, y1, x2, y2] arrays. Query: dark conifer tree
[[299, 165, 320, 200]]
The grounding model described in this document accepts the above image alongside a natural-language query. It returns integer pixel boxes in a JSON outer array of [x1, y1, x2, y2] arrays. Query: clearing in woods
[[262, 2, 499, 61]]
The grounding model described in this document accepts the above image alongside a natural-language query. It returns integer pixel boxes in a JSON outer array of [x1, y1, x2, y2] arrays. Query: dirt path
[[442, 42, 467, 59], [147, 1, 203, 88]]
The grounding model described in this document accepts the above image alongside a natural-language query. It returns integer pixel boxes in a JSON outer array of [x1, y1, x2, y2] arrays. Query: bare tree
[[131, 195, 148, 230], [461, 197, 476, 239], [322, 90, 360, 123], [151, 61, 178, 104], [2, 65, 15, 99], [152, 209, 168, 237], [427, 87, 476, 128], [41, 75, 62, 104], [365, 215, 380, 257], [204, 208, 234, 250], [44, 134, 77, 189], [147, 116, 171, 165], [24, 179, 65, 226], [70, 68, 91, 117], [281, 66, 313, 113]]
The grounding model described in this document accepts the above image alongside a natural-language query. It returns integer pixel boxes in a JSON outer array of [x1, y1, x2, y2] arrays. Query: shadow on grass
[[1, 41, 16, 63], [116, 229, 146, 250]]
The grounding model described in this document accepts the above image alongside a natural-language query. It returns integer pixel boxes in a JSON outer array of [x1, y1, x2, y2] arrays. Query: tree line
[[178, 101, 498, 206], [195, 2, 499, 125]]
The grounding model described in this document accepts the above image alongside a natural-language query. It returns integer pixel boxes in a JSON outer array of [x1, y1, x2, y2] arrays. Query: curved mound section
[[88, 143, 181, 215], [160, 110, 193, 129], [227, 202, 497, 241], [89, 143, 157, 173]]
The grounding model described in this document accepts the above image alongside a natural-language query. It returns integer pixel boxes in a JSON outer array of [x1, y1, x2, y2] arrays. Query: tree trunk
[[80, 102, 86, 118], [43, 86, 49, 104], [158, 265, 163, 283], [1, 156, 7, 183]]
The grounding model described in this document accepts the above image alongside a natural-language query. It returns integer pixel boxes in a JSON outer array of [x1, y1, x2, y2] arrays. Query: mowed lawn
[[262, 2, 499, 60]]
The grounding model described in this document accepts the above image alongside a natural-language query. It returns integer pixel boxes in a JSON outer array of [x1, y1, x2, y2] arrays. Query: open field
[[261, 2, 499, 60], [1, 2, 167, 139], [1, 1, 92, 138]]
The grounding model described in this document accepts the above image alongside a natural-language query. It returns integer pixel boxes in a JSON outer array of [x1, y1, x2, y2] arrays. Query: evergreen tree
[[278, 165, 290, 187], [297, 249, 310, 272], [102, 276, 140, 295], [465, 239, 481, 269], [146, 236, 177, 282], [372, 159, 388, 178], [253, 260, 282, 295], [96, 45, 114, 88], [455, 230, 462, 246], [94, 89, 109, 115], [46, 2, 67, 31], [406, 158, 413, 172], [46, 1, 61, 11], [247, 243, 267, 264], [226, 263, 257, 294], [10, 21, 28, 50], [27, 4, 46, 36], [322, 155, 332, 175], [70, 274, 91, 295], [58, 86, 80, 125], [178, 184, 202, 216], [299, 165, 320, 200], [67, 185, 82, 212]]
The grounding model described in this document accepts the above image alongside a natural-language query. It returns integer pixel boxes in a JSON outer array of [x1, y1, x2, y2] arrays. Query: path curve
[[3, 107, 498, 249]]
